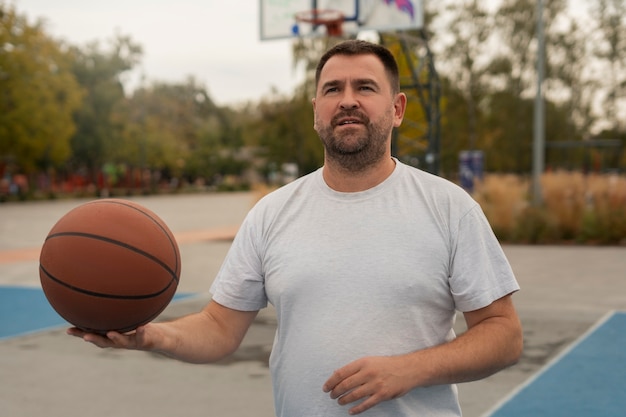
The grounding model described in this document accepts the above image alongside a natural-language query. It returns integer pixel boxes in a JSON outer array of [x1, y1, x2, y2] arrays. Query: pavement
[[1, 192, 625, 417]]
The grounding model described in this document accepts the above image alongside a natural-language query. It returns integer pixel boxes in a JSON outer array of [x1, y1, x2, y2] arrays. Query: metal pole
[[532, 0, 545, 206]]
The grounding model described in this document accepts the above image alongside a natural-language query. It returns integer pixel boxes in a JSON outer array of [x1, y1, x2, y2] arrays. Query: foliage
[[441, 0, 492, 152], [590, 0, 626, 129], [0, 3, 83, 173], [435, 0, 626, 174], [67, 34, 142, 182], [511, 205, 561, 244], [245, 89, 323, 177]]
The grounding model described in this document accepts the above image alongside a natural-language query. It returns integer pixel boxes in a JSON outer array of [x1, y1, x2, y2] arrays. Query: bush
[[473, 171, 626, 245], [473, 175, 528, 242], [511, 206, 560, 244]]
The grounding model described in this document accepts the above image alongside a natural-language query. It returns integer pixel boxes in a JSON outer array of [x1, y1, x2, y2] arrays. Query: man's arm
[[68, 301, 258, 364], [323, 294, 523, 414]]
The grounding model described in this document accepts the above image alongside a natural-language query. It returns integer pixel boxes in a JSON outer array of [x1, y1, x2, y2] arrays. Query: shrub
[[511, 206, 560, 244], [474, 171, 626, 245], [473, 175, 528, 241]]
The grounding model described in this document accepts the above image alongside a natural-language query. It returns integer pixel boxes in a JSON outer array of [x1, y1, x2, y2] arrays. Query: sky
[[11, 0, 588, 107], [12, 0, 303, 106]]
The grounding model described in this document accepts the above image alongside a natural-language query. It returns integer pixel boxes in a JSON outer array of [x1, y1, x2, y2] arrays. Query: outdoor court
[[1, 192, 625, 417]]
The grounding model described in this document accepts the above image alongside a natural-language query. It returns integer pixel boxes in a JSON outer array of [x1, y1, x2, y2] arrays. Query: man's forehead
[[319, 54, 386, 81]]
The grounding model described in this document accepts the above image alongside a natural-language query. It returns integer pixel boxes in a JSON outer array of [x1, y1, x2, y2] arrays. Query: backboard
[[259, 0, 424, 40]]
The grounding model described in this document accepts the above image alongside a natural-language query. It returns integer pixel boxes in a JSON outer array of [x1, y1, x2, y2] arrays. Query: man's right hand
[[67, 324, 156, 350]]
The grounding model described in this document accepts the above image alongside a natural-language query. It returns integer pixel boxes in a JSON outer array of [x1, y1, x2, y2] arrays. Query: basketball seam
[[45, 231, 178, 282], [89, 200, 181, 277], [39, 263, 176, 300]]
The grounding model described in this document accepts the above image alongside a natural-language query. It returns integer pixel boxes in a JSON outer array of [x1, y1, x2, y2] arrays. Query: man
[[70, 40, 523, 416]]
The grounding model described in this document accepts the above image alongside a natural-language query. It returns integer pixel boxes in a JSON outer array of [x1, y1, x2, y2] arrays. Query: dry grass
[[473, 171, 626, 245], [473, 175, 529, 239], [541, 171, 588, 239]]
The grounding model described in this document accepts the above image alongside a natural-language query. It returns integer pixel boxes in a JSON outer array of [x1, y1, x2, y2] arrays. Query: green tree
[[482, 0, 569, 172], [0, 3, 82, 174], [68, 34, 142, 183], [429, 1, 494, 174], [441, 0, 492, 152], [437, 79, 471, 174], [490, 0, 538, 172], [116, 77, 237, 185], [247, 88, 322, 178]]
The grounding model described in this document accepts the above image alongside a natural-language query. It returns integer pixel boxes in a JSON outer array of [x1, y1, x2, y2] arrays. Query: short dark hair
[[315, 40, 400, 95]]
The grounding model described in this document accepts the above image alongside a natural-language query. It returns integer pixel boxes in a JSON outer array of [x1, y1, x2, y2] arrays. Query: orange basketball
[[39, 199, 181, 334]]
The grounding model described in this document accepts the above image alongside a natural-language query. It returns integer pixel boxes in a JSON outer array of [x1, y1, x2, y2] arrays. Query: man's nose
[[339, 88, 359, 109]]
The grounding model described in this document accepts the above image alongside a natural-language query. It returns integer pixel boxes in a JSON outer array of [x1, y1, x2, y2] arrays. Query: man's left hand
[[323, 356, 413, 415]]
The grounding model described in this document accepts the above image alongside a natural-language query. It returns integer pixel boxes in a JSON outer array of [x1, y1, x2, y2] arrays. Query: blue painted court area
[[486, 311, 626, 417], [0, 285, 194, 340]]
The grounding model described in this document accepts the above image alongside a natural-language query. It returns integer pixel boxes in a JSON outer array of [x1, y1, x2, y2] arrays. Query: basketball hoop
[[294, 9, 345, 37]]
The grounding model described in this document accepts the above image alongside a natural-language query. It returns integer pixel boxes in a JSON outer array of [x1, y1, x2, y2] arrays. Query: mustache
[[331, 110, 370, 127]]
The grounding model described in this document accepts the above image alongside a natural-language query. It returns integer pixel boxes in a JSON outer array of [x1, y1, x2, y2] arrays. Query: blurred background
[[1, 0, 625, 245]]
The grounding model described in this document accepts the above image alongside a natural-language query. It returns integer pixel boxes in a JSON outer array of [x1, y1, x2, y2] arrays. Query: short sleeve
[[209, 212, 268, 311], [449, 205, 520, 312]]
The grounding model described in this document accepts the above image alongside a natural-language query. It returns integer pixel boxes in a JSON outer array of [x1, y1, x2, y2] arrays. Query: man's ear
[[393, 93, 407, 128], [312, 97, 317, 130]]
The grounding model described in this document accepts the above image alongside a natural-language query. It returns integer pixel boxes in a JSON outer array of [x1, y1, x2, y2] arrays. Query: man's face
[[312, 54, 406, 171]]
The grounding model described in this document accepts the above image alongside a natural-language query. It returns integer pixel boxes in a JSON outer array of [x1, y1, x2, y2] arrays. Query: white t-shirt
[[210, 160, 519, 417]]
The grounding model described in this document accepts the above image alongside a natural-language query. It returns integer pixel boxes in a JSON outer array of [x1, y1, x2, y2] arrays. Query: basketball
[[39, 199, 181, 334]]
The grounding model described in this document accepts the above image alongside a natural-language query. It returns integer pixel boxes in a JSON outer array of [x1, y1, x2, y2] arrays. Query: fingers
[[324, 360, 373, 414], [323, 357, 408, 415], [66, 327, 138, 349], [104, 329, 137, 348], [346, 394, 380, 415], [325, 371, 379, 414], [66, 327, 86, 338], [323, 362, 360, 397]]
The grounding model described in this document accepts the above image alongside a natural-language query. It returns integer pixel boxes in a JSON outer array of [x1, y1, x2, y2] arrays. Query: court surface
[[0, 285, 194, 340], [485, 311, 626, 417], [1, 193, 625, 417], [2, 283, 624, 416]]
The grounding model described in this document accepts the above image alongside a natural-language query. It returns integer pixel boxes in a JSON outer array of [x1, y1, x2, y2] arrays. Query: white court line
[[481, 310, 619, 417]]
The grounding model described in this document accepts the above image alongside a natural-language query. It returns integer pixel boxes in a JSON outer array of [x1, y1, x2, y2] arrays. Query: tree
[[0, 3, 83, 174], [590, 0, 626, 132], [116, 77, 236, 185], [440, 0, 492, 152], [548, 19, 597, 139], [247, 88, 322, 178], [428, 1, 494, 174], [68, 34, 142, 183], [480, 0, 569, 172]]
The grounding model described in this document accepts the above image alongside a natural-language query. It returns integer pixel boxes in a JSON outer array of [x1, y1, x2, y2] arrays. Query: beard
[[315, 109, 393, 173]]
